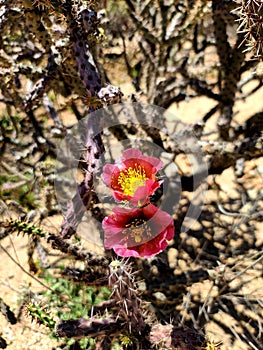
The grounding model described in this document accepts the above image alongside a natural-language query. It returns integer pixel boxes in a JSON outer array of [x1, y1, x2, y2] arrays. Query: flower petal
[[102, 164, 118, 186], [103, 204, 174, 258], [143, 204, 174, 239], [102, 148, 164, 206], [122, 148, 164, 172]]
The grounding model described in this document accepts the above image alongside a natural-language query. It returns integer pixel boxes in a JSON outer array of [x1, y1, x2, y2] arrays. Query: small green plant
[[43, 269, 111, 319], [0, 174, 38, 210], [23, 266, 111, 349]]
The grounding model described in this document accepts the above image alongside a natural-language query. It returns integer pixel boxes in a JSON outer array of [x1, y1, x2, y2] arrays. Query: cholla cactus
[[150, 325, 222, 350], [24, 300, 56, 331], [3, 220, 46, 237], [108, 259, 146, 335], [234, 0, 263, 59], [171, 326, 205, 349]]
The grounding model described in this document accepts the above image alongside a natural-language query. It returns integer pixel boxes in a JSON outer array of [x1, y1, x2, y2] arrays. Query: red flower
[[102, 148, 163, 206], [102, 204, 174, 258]]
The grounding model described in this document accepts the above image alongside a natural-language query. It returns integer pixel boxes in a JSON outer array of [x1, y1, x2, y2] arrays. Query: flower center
[[123, 218, 152, 243], [117, 164, 148, 196]]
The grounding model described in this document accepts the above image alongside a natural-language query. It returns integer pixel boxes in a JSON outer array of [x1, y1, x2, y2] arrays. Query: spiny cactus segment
[[149, 324, 222, 349], [24, 300, 56, 330], [108, 259, 146, 335], [4, 220, 47, 237], [235, 0, 263, 59]]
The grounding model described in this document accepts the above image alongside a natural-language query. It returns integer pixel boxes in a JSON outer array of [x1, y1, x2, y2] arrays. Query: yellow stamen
[[123, 218, 152, 244], [117, 164, 148, 196]]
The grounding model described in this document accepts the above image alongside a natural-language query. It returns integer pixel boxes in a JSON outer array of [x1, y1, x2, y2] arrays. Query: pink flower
[[102, 148, 163, 206], [102, 204, 174, 258]]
